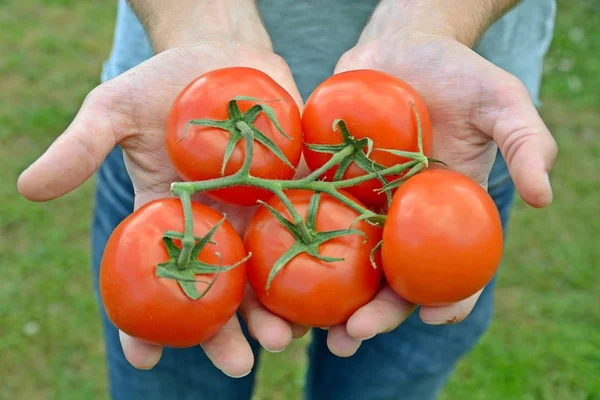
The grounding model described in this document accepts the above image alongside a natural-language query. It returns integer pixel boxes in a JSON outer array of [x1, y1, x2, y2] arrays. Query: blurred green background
[[1, 1, 598, 399]]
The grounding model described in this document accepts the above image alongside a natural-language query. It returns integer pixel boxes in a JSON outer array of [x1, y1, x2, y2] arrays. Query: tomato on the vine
[[381, 169, 503, 306], [166, 67, 302, 206], [302, 69, 433, 209], [100, 198, 247, 348], [244, 189, 382, 327]]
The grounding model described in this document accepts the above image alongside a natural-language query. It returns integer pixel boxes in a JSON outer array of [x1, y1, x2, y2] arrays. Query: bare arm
[[362, 0, 520, 46], [128, 0, 272, 51]]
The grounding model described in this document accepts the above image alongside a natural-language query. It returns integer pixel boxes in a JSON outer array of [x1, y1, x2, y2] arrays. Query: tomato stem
[[172, 189, 195, 269], [296, 145, 356, 184], [162, 97, 435, 298], [410, 101, 426, 158], [236, 120, 254, 176], [171, 154, 423, 225], [168, 98, 432, 287]]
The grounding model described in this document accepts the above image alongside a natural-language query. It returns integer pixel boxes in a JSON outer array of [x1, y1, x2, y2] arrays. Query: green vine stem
[[169, 186, 195, 269], [171, 100, 431, 223], [165, 97, 434, 298], [172, 154, 421, 221]]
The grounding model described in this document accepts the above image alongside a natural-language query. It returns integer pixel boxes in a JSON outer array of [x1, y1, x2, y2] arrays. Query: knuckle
[[494, 72, 528, 97]]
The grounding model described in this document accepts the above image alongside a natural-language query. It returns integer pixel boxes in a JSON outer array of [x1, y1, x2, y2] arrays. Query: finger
[[291, 323, 310, 339], [17, 85, 129, 202], [239, 286, 293, 352], [326, 324, 362, 358], [345, 285, 416, 340], [201, 314, 254, 378], [119, 330, 163, 370], [420, 289, 483, 325], [487, 78, 558, 208]]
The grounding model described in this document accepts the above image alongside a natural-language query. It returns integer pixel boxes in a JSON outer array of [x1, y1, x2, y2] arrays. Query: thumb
[[483, 78, 558, 208], [17, 84, 132, 202]]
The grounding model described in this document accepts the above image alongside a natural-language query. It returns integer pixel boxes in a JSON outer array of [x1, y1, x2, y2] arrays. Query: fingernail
[[540, 172, 553, 206], [545, 172, 553, 195], [357, 333, 377, 340], [423, 320, 447, 326], [263, 345, 286, 353], [224, 369, 252, 379]]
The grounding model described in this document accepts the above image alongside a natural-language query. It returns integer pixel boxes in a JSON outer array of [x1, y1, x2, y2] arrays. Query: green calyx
[[305, 119, 394, 208], [180, 96, 296, 176], [258, 192, 368, 293], [155, 217, 251, 300]]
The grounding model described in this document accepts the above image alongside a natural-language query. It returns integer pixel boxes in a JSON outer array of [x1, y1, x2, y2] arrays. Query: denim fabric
[[91, 0, 552, 398]]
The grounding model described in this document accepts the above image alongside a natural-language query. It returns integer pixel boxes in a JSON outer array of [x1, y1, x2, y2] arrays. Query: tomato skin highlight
[[166, 67, 302, 206], [302, 69, 433, 209], [99, 199, 247, 348], [381, 169, 504, 306], [244, 190, 383, 327]]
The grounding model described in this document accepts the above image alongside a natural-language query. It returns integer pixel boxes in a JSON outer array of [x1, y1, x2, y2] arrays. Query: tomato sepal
[[232, 96, 293, 140], [155, 215, 251, 300], [179, 98, 297, 177], [258, 192, 368, 293], [305, 119, 394, 208], [369, 240, 383, 270]]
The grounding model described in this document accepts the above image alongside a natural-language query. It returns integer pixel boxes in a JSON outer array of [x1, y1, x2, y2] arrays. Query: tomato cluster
[[100, 67, 504, 348]]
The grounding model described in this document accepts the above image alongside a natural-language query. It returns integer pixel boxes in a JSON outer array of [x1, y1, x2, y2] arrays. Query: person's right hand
[[17, 43, 309, 378]]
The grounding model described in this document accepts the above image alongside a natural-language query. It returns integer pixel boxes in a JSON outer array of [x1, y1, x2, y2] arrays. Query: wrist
[[360, 0, 519, 47], [130, 0, 272, 52]]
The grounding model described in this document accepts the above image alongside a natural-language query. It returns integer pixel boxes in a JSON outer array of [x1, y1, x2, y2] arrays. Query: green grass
[[1, 0, 598, 399]]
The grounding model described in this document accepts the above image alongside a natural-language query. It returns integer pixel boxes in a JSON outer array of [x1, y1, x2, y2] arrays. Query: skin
[[244, 190, 383, 327], [302, 70, 433, 209], [166, 67, 302, 206], [382, 168, 504, 306], [101, 198, 247, 347], [17, 0, 558, 375]]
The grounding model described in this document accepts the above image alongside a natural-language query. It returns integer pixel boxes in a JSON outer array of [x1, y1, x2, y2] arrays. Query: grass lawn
[[1, 0, 598, 399]]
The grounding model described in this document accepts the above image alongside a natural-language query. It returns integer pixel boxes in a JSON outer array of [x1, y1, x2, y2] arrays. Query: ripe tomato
[[166, 67, 302, 206], [381, 169, 503, 306], [244, 190, 382, 327], [100, 198, 247, 347], [302, 69, 433, 209]]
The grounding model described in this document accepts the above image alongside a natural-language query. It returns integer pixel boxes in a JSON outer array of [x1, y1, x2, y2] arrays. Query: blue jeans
[[91, 147, 515, 400]]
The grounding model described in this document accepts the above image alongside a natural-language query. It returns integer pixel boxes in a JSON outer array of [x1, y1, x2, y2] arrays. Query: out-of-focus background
[[1, 0, 598, 399]]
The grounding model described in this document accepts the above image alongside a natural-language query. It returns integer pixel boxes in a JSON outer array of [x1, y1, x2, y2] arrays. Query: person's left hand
[[323, 31, 557, 357]]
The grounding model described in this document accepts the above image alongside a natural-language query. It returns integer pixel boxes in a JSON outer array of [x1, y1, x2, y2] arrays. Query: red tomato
[[166, 67, 302, 206], [302, 69, 433, 209], [381, 169, 503, 306], [100, 198, 247, 347], [244, 190, 382, 327]]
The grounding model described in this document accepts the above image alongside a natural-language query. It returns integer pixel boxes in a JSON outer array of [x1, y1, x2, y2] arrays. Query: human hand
[[17, 42, 310, 377], [325, 11, 557, 356]]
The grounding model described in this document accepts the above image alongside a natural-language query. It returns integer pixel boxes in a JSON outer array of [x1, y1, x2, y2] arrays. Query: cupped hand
[[17, 43, 309, 377], [325, 33, 557, 356]]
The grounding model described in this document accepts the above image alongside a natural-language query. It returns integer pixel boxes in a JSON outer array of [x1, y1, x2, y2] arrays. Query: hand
[[325, 32, 557, 356], [17, 43, 309, 377]]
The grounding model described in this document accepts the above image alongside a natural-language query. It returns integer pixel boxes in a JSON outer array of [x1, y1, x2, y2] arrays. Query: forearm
[[362, 0, 520, 46], [128, 0, 271, 52]]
